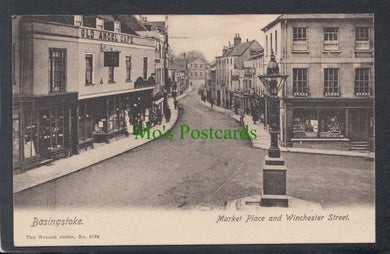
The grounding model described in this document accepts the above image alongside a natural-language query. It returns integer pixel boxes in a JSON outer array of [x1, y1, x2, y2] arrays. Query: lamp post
[[258, 53, 288, 207]]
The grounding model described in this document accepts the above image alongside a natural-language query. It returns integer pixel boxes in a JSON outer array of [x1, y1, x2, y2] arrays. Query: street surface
[[14, 88, 374, 209]]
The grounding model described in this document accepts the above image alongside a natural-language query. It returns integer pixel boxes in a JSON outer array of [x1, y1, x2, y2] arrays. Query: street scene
[[12, 14, 374, 211], [14, 86, 374, 209]]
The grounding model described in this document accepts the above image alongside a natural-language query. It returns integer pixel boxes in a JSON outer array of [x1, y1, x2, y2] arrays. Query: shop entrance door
[[350, 109, 369, 141]]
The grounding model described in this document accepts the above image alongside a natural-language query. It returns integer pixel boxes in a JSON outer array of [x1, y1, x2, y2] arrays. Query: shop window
[[39, 108, 65, 156], [24, 112, 38, 158], [319, 110, 345, 138], [126, 56, 132, 81], [143, 57, 148, 80], [78, 103, 93, 142], [355, 27, 370, 50], [108, 66, 115, 83], [85, 54, 93, 85], [293, 110, 317, 138], [293, 27, 307, 51], [49, 48, 66, 93], [324, 27, 339, 51], [355, 68, 371, 96], [93, 99, 107, 134], [293, 68, 309, 96], [324, 68, 339, 96], [13, 112, 20, 163]]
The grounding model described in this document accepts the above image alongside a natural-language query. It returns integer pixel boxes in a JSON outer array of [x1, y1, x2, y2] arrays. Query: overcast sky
[[144, 15, 280, 62]]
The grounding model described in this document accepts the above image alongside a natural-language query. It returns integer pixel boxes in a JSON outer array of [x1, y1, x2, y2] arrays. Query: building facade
[[12, 15, 159, 172], [215, 34, 264, 112], [188, 57, 208, 87], [262, 14, 374, 150]]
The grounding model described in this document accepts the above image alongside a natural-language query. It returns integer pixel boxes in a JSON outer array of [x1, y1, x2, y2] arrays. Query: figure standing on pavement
[[174, 99, 178, 110], [164, 106, 171, 122], [210, 98, 214, 107]]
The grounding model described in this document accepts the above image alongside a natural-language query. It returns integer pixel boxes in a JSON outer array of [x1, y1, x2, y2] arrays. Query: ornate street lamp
[[258, 53, 288, 207]]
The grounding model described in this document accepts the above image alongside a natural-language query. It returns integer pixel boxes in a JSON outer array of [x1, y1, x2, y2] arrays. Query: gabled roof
[[114, 15, 147, 33], [188, 57, 207, 64], [227, 40, 264, 57], [174, 59, 187, 71]]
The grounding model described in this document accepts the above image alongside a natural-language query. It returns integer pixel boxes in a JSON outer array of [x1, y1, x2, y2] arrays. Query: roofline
[[261, 13, 374, 32]]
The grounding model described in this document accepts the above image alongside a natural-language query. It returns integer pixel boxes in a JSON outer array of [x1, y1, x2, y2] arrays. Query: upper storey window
[[96, 17, 104, 30], [74, 15, 83, 26], [114, 21, 121, 33], [355, 27, 370, 50], [324, 27, 339, 51], [293, 27, 307, 51]]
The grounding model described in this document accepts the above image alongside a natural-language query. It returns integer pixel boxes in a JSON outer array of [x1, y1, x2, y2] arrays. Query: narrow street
[[14, 88, 375, 210]]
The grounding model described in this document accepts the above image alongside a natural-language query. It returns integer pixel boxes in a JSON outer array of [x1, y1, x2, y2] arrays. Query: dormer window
[[96, 18, 104, 30], [114, 21, 121, 33], [74, 15, 83, 26]]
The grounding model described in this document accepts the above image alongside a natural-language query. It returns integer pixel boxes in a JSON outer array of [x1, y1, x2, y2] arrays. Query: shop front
[[78, 88, 153, 144], [285, 98, 374, 150], [13, 92, 78, 172]]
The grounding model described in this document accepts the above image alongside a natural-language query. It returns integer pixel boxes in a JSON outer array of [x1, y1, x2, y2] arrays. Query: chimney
[[234, 33, 242, 46], [222, 46, 227, 55], [183, 52, 186, 59]]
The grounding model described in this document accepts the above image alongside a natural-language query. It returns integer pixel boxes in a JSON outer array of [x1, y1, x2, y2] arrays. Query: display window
[[292, 110, 318, 138], [24, 112, 38, 158], [13, 112, 20, 163], [319, 110, 345, 138], [93, 99, 107, 134]]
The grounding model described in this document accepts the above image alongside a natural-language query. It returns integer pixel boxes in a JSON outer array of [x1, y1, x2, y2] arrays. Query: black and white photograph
[[10, 13, 375, 246]]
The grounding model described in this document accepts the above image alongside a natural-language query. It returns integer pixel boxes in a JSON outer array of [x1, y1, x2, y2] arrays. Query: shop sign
[[104, 52, 119, 67], [80, 28, 135, 45]]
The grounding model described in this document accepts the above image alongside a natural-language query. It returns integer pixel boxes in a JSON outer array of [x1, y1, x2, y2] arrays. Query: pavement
[[198, 99, 375, 160], [13, 86, 194, 194]]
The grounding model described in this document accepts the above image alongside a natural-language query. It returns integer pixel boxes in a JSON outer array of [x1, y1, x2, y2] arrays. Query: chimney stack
[[234, 33, 242, 46], [222, 46, 227, 56]]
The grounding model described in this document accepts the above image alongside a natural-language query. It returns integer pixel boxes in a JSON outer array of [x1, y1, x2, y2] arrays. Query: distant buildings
[[262, 14, 374, 150], [188, 57, 208, 86], [12, 15, 170, 172], [215, 34, 264, 112]]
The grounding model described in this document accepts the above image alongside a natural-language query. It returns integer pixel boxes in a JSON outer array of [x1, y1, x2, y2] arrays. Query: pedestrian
[[210, 98, 214, 107], [156, 109, 162, 125], [240, 112, 245, 127], [164, 106, 171, 122], [174, 99, 178, 110], [252, 112, 259, 125]]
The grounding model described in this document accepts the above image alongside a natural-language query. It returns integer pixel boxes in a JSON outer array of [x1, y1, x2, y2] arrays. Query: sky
[[144, 15, 280, 62]]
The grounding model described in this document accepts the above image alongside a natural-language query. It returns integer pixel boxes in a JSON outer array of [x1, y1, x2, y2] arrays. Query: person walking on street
[[164, 106, 171, 122], [174, 99, 178, 110], [210, 98, 214, 107]]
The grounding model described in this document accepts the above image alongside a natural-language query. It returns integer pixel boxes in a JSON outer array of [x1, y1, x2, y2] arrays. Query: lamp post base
[[260, 194, 288, 207], [261, 156, 288, 207]]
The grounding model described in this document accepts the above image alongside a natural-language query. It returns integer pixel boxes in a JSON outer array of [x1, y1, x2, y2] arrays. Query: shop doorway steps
[[349, 141, 369, 151]]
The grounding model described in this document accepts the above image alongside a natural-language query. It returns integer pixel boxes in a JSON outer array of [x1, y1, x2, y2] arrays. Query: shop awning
[[79, 87, 154, 100]]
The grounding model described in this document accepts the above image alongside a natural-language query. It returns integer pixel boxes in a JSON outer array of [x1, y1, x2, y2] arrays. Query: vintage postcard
[[11, 14, 375, 246]]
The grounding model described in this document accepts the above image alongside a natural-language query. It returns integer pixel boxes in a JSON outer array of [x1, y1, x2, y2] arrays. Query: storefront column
[[106, 98, 110, 143], [345, 108, 349, 138], [316, 109, 320, 138]]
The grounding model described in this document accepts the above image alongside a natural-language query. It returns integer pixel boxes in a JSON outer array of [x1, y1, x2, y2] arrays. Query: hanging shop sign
[[104, 52, 119, 67]]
